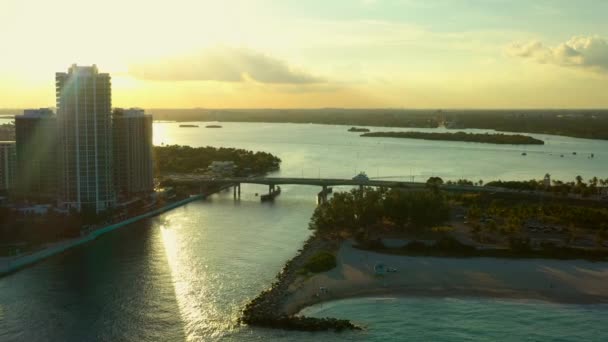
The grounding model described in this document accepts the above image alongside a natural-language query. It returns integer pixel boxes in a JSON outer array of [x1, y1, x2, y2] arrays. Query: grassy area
[[301, 251, 337, 273]]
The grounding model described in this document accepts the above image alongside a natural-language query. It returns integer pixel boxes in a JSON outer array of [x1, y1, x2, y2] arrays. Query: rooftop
[[57, 64, 109, 77], [113, 108, 151, 118], [20, 108, 55, 118]]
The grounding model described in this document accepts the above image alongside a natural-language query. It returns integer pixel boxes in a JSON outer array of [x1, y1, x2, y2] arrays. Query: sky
[[1, 0, 607, 109]]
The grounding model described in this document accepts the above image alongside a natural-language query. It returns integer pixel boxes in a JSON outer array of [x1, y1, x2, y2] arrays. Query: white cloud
[[507, 36, 608, 72], [129, 47, 325, 84]]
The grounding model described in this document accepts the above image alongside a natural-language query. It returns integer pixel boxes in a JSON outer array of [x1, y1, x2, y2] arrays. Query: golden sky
[[1, 0, 608, 109]]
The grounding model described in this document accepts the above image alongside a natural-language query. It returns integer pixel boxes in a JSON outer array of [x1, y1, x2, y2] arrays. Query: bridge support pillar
[[233, 183, 241, 199], [322, 185, 328, 204]]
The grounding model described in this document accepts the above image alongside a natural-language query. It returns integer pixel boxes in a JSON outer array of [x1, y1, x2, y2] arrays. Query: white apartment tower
[[56, 65, 115, 213]]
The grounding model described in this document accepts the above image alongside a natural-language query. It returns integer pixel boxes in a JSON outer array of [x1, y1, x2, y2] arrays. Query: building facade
[[56, 65, 115, 213], [0, 141, 16, 192], [0, 123, 15, 141], [15, 108, 57, 199], [112, 108, 154, 198]]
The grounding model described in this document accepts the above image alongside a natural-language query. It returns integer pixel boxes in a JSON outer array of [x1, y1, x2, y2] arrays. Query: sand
[[282, 241, 608, 315]]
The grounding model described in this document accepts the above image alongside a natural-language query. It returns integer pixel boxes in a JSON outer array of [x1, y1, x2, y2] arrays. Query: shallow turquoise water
[[301, 297, 608, 341], [1, 121, 607, 341]]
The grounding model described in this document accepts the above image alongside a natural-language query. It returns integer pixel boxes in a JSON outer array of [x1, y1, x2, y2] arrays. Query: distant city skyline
[[1, 0, 608, 109]]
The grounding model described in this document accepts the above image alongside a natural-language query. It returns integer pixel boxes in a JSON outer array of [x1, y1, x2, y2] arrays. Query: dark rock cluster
[[241, 236, 360, 332]]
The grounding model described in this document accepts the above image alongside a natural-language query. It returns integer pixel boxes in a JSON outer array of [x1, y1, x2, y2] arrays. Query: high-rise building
[[112, 108, 154, 198], [56, 64, 114, 213], [0, 141, 16, 192], [15, 108, 57, 199]]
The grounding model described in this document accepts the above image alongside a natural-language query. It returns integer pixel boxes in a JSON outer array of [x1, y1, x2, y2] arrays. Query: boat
[[205, 125, 222, 128], [179, 124, 199, 128], [572, 152, 577, 155], [521, 152, 527, 156]]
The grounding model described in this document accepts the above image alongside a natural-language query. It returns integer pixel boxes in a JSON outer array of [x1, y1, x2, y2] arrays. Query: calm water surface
[[1, 122, 607, 341]]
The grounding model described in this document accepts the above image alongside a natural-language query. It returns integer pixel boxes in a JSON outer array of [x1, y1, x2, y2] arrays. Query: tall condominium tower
[[0, 141, 16, 192], [15, 108, 57, 199], [56, 65, 114, 213], [112, 108, 154, 198]]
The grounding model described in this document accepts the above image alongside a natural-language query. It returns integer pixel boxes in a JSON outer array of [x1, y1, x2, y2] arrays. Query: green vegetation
[[154, 145, 281, 176], [152, 108, 440, 128], [361, 131, 544, 145], [357, 236, 608, 261], [150, 108, 608, 140], [447, 110, 608, 140], [309, 187, 449, 237], [347, 127, 370, 132], [458, 193, 608, 233], [486, 176, 608, 197], [301, 251, 337, 273]]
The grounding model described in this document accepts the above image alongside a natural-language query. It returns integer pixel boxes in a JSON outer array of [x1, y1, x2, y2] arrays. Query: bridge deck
[[170, 176, 504, 193]]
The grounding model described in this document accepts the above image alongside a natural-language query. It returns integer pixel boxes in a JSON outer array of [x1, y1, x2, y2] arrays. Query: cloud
[[507, 36, 608, 72], [129, 47, 325, 84]]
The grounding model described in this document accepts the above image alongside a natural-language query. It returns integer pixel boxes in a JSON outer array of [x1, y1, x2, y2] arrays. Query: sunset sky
[[1, 0, 607, 109]]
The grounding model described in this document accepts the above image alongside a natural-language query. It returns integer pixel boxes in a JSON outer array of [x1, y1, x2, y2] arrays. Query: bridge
[[166, 175, 506, 203]]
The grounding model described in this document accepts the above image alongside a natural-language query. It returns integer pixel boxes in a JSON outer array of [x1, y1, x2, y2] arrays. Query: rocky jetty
[[241, 236, 360, 332]]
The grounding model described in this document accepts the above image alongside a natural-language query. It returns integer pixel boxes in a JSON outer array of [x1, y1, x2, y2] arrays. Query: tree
[[426, 177, 444, 186]]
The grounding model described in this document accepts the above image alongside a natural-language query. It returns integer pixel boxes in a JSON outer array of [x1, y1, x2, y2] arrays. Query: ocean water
[[1, 121, 607, 341]]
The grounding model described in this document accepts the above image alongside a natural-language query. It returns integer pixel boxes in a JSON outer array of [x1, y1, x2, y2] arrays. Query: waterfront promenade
[[0, 195, 204, 277]]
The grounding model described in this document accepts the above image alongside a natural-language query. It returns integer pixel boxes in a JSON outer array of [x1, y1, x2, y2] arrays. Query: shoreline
[[0, 194, 204, 277], [289, 279, 608, 318], [281, 241, 608, 318]]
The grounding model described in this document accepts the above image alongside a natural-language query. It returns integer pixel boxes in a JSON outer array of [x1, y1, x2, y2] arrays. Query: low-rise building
[[0, 122, 15, 141], [208, 161, 236, 175]]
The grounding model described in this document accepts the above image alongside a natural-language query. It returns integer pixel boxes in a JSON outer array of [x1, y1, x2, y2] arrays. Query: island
[[179, 124, 199, 128], [242, 180, 608, 332], [150, 108, 608, 140], [360, 131, 544, 145], [154, 145, 280, 177], [347, 127, 370, 132], [205, 125, 222, 128]]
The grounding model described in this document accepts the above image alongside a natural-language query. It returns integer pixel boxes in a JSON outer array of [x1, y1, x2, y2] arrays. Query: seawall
[[0, 195, 204, 277]]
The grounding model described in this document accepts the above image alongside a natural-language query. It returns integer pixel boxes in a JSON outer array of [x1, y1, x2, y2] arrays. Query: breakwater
[[241, 235, 360, 332], [0, 195, 204, 277]]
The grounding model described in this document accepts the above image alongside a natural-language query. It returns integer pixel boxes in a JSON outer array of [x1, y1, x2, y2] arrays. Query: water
[[154, 122, 608, 182], [1, 122, 607, 341]]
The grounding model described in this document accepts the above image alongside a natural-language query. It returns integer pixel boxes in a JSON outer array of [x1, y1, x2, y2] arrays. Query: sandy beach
[[283, 241, 608, 315]]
